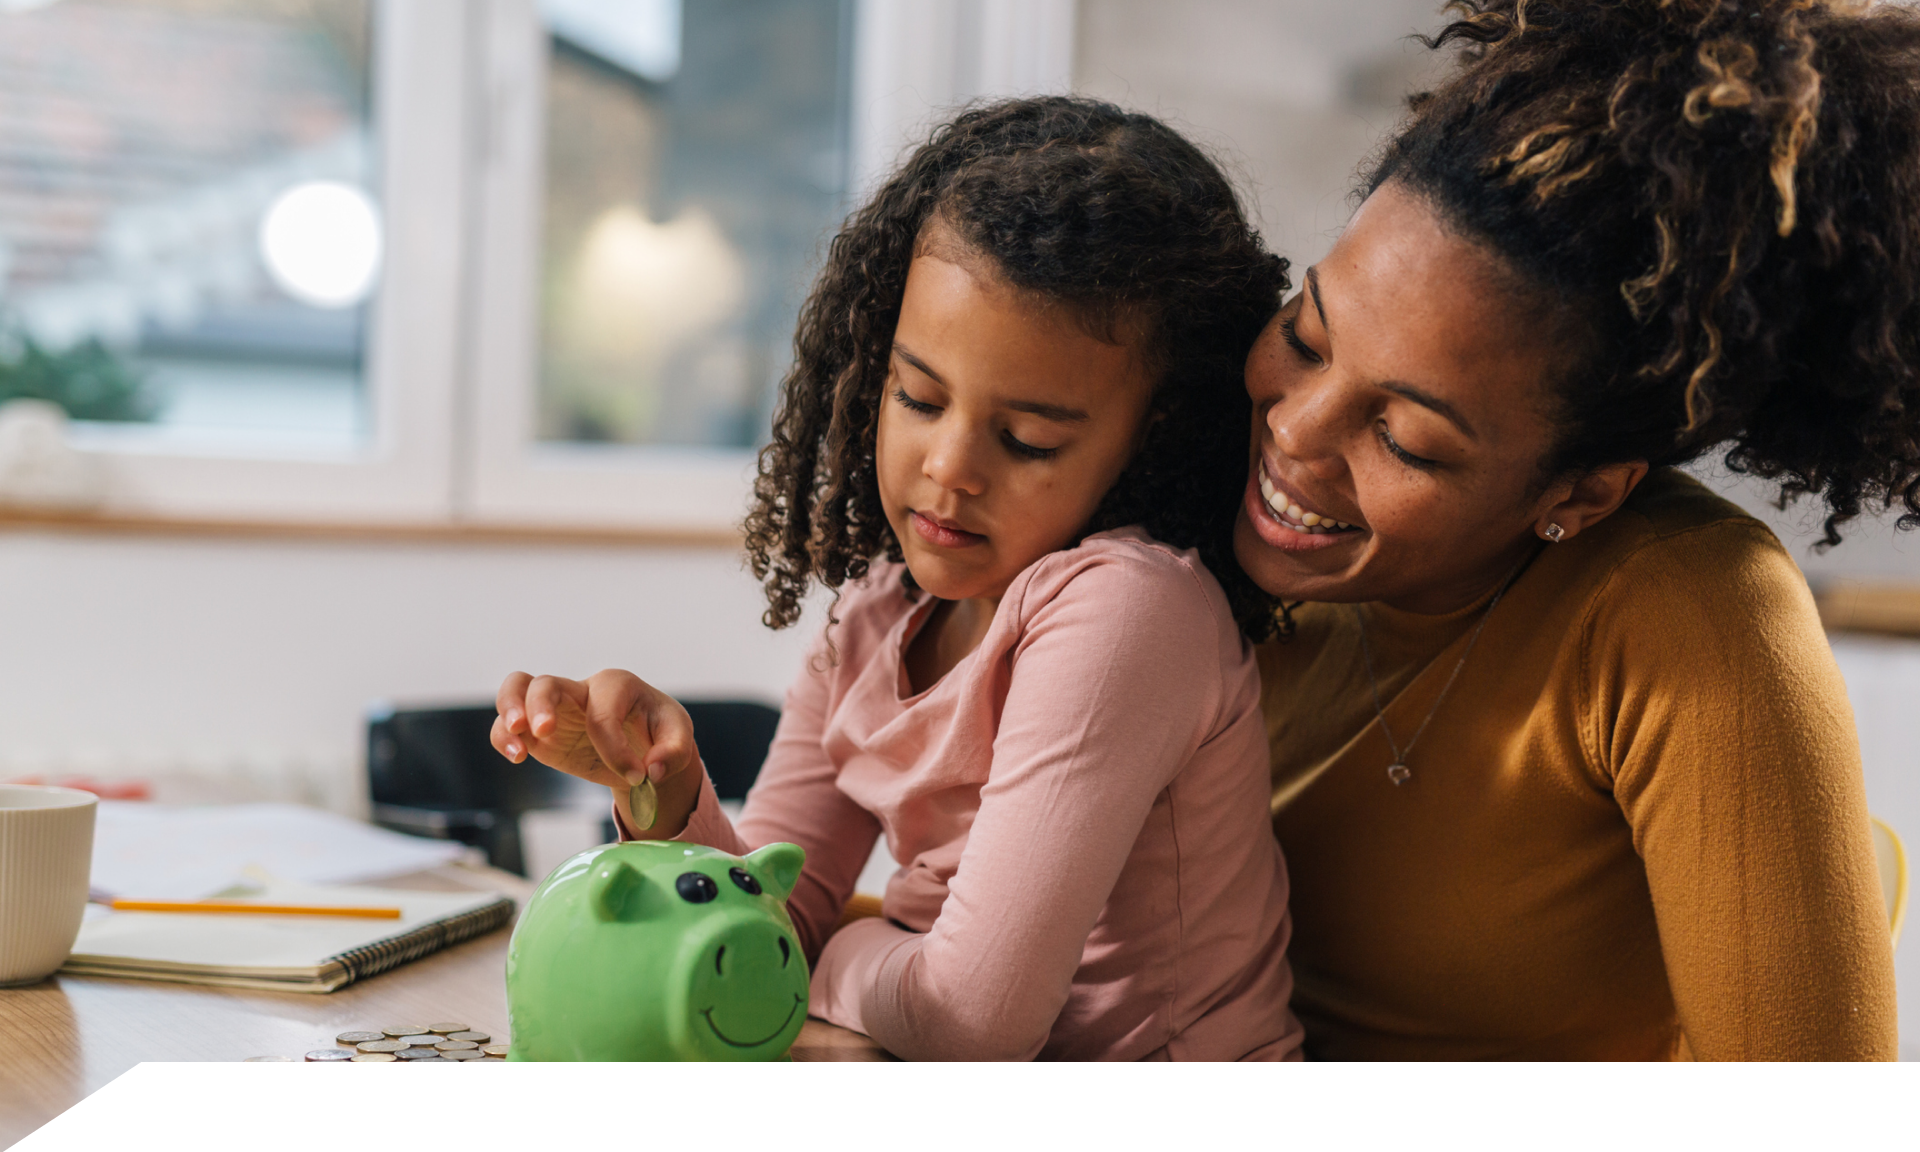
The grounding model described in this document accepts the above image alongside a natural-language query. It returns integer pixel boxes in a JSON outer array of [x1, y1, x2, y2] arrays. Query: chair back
[[365, 699, 781, 875]]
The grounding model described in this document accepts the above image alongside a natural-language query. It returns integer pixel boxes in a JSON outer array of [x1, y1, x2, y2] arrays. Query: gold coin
[[447, 1031, 490, 1043], [382, 1024, 430, 1037], [480, 1045, 509, 1058], [439, 1049, 483, 1060], [243, 1055, 295, 1062], [627, 779, 658, 830], [434, 1039, 477, 1051], [350, 1053, 398, 1062], [305, 1050, 353, 1062], [335, 1031, 384, 1046], [426, 1022, 469, 1034], [357, 1039, 408, 1053]]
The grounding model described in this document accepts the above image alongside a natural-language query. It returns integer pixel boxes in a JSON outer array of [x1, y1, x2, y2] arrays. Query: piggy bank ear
[[590, 859, 650, 921], [744, 842, 805, 903]]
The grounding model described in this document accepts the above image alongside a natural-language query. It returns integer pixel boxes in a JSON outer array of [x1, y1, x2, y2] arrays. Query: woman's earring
[[1543, 523, 1566, 543]]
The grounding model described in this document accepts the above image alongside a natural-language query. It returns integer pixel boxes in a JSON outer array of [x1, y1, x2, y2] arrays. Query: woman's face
[[1233, 181, 1581, 615], [876, 241, 1154, 605]]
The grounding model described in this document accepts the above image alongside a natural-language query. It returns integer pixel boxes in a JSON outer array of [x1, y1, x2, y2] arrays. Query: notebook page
[[68, 878, 503, 977], [90, 802, 469, 902]]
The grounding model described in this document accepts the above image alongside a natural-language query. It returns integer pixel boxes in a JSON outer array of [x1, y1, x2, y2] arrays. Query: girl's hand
[[491, 669, 702, 838]]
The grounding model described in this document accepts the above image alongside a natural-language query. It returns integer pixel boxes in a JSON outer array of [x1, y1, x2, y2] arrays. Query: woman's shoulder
[[1545, 469, 1835, 702], [1575, 468, 1808, 615]]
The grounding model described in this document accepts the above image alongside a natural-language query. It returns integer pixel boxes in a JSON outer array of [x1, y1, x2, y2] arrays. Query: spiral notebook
[[61, 878, 515, 993]]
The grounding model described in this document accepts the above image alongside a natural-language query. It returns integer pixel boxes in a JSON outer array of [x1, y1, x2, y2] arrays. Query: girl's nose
[[922, 426, 988, 495]]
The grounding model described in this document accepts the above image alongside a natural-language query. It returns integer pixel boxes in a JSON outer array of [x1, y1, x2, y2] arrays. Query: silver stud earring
[[1543, 523, 1565, 543]]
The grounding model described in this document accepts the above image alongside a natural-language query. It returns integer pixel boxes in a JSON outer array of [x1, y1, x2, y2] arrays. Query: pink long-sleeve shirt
[[631, 528, 1302, 1060]]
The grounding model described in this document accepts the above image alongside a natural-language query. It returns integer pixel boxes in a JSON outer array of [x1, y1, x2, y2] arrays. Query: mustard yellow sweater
[[1259, 470, 1897, 1060]]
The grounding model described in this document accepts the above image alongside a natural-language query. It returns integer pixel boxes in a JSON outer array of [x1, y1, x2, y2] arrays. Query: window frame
[[29, 0, 1078, 535], [42, 0, 474, 527]]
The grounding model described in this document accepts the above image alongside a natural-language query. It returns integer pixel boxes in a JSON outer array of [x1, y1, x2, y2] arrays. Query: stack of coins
[[281, 1022, 507, 1063]]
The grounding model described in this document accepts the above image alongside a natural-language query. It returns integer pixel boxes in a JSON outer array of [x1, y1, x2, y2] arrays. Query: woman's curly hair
[[1367, 0, 1920, 544], [744, 96, 1289, 638]]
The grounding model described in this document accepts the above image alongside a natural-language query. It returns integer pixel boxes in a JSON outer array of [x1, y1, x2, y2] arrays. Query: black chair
[[366, 699, 781, 875]]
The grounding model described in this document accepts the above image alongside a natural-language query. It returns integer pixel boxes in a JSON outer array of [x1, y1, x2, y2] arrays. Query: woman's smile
[[1253, 459, 1362, 535], [1240, 469, 1362, 554]]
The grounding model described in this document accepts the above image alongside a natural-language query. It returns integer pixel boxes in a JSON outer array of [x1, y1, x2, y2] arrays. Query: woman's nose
[[1266, 384, 1343, 472]]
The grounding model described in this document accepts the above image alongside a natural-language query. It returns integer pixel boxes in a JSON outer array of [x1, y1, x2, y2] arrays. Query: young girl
[[492, 97, 1302, 1061]]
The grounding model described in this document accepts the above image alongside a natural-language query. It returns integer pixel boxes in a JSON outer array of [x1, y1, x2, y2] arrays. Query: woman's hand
[[491, 669, 702, 839]]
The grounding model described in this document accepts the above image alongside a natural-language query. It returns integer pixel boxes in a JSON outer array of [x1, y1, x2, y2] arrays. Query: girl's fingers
[[495, 671, 534, 735], [643, 696, 698, 784], [489, 713, 524, 763], [523, 675, 584, 738], [582, 671, 651, 784]]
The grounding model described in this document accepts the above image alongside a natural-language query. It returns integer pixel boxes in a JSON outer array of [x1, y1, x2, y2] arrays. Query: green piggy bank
[[505, 839, 809, 1061]]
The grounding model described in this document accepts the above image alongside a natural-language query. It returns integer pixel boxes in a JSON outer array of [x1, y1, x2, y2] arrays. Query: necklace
[[1354, 557, 1531, 786]]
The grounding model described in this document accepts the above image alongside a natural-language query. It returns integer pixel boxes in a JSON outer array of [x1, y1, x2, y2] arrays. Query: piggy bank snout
[[679, 916, 808, 1054]]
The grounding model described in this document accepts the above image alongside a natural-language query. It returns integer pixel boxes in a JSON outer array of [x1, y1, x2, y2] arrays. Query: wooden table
[[0, 862, 889, 1147]]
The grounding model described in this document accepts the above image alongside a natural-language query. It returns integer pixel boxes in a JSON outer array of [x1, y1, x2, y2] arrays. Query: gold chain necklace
[[1354, 557, 1530, 786]]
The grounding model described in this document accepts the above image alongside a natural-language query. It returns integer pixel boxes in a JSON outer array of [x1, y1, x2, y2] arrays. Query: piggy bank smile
[[505, 840, 810, 1062], [703, 996, 802, 1048]]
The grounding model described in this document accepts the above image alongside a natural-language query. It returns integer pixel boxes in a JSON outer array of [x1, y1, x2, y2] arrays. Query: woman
[[1240, 0, 1914, 1060]]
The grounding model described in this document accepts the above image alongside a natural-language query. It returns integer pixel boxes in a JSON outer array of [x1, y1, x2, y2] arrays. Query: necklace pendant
[[1386, 763, 1412, 786]]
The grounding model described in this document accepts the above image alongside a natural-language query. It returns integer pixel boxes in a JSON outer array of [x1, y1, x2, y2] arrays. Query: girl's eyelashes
[[892, 386, 939, 415], [1000, 430, 1059, 461], [1376, 422, 1439, 472], [893, 386, 1060, 461], [1278, 316, 1323, 365]]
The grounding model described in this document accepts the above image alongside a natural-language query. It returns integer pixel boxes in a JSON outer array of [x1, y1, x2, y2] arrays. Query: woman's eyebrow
[[1308, 265, 1480, 441], [1382, 382, 1480, 441], [1305, 266, 1332, 336]]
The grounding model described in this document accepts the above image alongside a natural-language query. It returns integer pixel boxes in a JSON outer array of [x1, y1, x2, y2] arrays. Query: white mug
[[0, 785, 97, 986]]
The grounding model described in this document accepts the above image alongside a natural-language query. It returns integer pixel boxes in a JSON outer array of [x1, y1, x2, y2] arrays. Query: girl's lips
[[1240, 470, 1362, 554], [910, 510, 986, 548]]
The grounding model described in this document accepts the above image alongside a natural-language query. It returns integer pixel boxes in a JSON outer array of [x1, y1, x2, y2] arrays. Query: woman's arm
[[1594, 524, 1898, 1060], [805, 553, 1230, 1060]]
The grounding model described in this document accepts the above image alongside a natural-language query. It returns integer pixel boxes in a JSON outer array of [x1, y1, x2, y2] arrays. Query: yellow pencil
[[106, 899, 403, 919]]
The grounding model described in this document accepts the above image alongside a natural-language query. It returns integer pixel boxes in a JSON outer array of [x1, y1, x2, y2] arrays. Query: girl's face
[[877, 241, 1154, 605], [1232, 181, 1583, 615]]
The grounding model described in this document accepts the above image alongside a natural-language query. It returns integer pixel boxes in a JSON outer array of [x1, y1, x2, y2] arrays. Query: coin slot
[[715, 945, 726, 975], [779, 937, 791, 967]]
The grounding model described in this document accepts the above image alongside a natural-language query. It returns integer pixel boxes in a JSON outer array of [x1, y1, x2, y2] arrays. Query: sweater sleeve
[[805, 552, 1226, 1060], [1592, 522, 1898, 1060], [615, 629, 882, 963]]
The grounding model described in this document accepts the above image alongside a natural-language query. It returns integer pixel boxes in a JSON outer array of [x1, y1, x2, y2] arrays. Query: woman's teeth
[[1259, 473, 1357, 535]]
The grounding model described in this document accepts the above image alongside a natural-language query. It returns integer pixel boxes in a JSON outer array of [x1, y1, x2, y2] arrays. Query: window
[[0, 0, 1074, 533], [536, 0, 850, 450], [0, 0, 377, 453]]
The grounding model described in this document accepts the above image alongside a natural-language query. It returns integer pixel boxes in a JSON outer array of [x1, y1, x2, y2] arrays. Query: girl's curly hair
[[1367, 0, 1920, 545], [744, 96, 1289, 638]]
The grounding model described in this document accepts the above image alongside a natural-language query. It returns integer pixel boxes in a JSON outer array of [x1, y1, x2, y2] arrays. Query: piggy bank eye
[[728, 867, 761, 896], [675, 872, 718, 903]]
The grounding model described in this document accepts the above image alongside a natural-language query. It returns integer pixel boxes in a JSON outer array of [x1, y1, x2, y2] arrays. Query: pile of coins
[[249, 1022, 509, 1063]]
